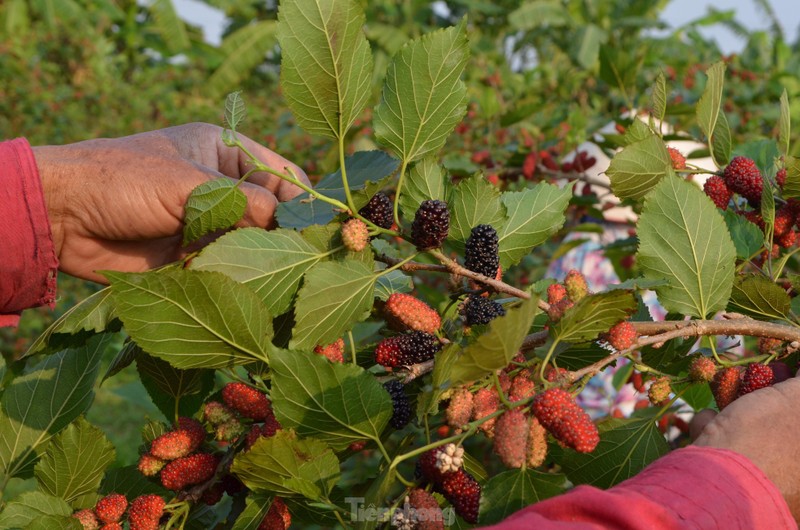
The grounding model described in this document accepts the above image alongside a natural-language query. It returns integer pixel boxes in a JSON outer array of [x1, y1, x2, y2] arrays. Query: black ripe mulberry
[[465, 224, 499, 278], [462, 296, 505, 326], [374, 331, 442, 368], [359, 192, 394, 230], [383, 380, 412, 429], [411, 200, 449, 249]]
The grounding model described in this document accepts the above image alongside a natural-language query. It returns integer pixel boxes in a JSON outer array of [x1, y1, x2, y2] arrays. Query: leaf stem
[[338, 135, 358, 214], [538, 339, 560, 382], [393, 160, 409, 228]]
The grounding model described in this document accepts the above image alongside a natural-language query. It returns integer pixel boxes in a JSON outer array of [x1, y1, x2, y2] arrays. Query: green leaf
[[711, 111, 732, 167], [224, 91, 246, 131], [182, 179, 247, 245], [231, 493, 273, 530], [136, 354, 215, 421], [232, 430, 339, 500], [728, 275, 791, 320], [25, 515, 82, 530], [452, 296, 540, 384], [637, 176, 736, 318], [100, 466, 168, 498], [783, 156, 800, 199], [551, 291, 637, 343], [374, 269, 413, 301], [191, 228, 328, 316], [607, 135, 671, 200], [509, 0, 570, 30], [696, 61, 726, 163], [276, 151, 399, 229], [290, 260, 376, 350], [416, 344, 459, 420], [0, 334, 108, 481], [355, 467, 399, 530], [148, 0, 190, 54], [479, 469, 567, 525], [0, 491, 72, 530], [399, 157, 451, 221], [449, 175, 506, 243], [779, 89, 790, 158], [270, 348, 392, 450], [34, 418, 115, 507], [498, 183, 573, 267], [24, 288, 116, 357], [558, 413, 669, 489], [650, 71, 667, 123], [277, 0, 372, 139], [374, 20, 469, 162], [623, 118, 655, 145], [102, 340, 139, 382], [723, 209, 763, 259], [106, 269, 271, 369], [571, 24, 606, 69]]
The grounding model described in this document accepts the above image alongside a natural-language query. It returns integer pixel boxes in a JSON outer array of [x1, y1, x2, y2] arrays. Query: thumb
[[689, 409, 717, 441]]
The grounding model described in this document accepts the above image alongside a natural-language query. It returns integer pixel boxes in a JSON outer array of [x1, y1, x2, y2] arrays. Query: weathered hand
[[691, 376, 800, 520], [33, 122, 308, 282]]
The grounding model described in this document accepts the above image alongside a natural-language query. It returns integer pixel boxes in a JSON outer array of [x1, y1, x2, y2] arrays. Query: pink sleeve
[[0, 138, 58, 327], [485, 446, 795, 529]]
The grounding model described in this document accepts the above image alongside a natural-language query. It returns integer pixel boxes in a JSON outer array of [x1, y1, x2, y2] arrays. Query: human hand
[[691, 377, 800, 520], [33, 122, 309, 283]]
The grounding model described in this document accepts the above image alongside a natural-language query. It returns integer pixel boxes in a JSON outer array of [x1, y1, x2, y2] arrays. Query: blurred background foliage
[[1, 0, 799, 480]]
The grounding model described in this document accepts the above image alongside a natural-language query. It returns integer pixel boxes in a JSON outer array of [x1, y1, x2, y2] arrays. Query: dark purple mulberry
[[359, 192, 394, 230], [383, 380, 412, 429], [465, 224, 499, 278], [374, 331, 442, 368], [411, 200, 449, 249], [462, 296, 505, 326]]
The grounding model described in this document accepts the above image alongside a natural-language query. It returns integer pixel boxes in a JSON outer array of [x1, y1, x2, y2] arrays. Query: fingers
[[237, 181, 280, 229], [689, 409, 717, 441]]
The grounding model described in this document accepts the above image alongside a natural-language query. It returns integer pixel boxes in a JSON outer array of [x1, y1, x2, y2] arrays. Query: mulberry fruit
[[703, 175, 733, 209], [711, 366, 742, 410], [739, 363, 774, 396], [342, 218, 369, 252], [446, 387, 474, 429], [245, 417, 283, 450], [411, 200, 449, 249], [384, 380, 412, 429], [215, 418, 245, 442], [203, 401, 234, 425], [374, 331, 441, 368], [314, 338, 345, 363], [160, 453, 219, 491], [258, 497, 291, 530], [462, 296, 505, 326], [73, 509, 99, 530], [150, 430, 199, 461], [416, 447, 447, 485], [774, 206, 794, 237], [605, 321, 637, 351], [777, 168, 787, 188], [564, 270, 589, 302], [508, 373, 536, 402], [667, 147, 686, 170], [532, 388, 599, 453], [472, 387, 501, 437], [688, 356, 716, 383], [222, 382, 273, 421], [137, 454, 165, 477], [526, 417, 548, 467], [493, 409, 529, 468], [385, 293, 441, 333], [547, 283, 567, 305], [407, 489, 445, 530], [648, 377, 671, 405], [128, 494, 165, 530], [94, 494, 127, 524], [441, 469, 481, 524], [464, 224, 500, 278], [724, 156, 763, 206], [359, 192, 393, 230]]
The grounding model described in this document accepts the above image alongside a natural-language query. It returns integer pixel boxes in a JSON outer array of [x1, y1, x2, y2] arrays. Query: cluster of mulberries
[[545, 270, 590, 322], [214, 383, 282, 450], [374, 331, 442, 368], [416, 444, 480, 524], [73, 493, 166, 530], [384, 380, 412, 429], [710, 362, 788, 410]]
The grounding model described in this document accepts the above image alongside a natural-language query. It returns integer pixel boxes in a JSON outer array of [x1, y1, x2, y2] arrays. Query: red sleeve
[[485, 446, 795, 529], [0, 138, 58, 327]]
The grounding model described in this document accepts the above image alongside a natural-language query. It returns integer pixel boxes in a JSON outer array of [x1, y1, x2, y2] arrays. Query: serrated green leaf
[[723, 209, 764, 259], [696, 61, 726, 164], [650, 71, 667, 123], [24, 288, 116, 357], [479, 469, 567, 525], [278, 0, 372, 138], [106, 269, 271, 369], [637, 176, 736, 318], [25, 515, 82, 530], [374, 269, 413, 301], [623, 118, 654, 145], [783, 156, 800, 199], [728, 275, 791, 320], [136, 354, 215, 421], [34, 418, 115, 507], [509, 0, 570, 30], [558, 413, 668, 489], [277, 151, 399, 229], [556, 342, 614, 371], [232, 430, 339, 499], [551, 290, 637, 343], [270, 348, 392, 450], [191, 228, 329, 316], [374, 20, 469, 162], [399, 157, 451, 221], [231, 493, 274, 530], [290, 260, 376, 350], [452, 296, 539, 384], [224, 91, 246, 131], [0, 334, 108, 481], [673, 380, 714, 412], [607, 135, 671, 200], [100, 465, 169, 498], [498, 183, 573, 267], [711, 111, 732, 167], [779, 89, 790, 158], [449, 175, 506, 243], [183, 179, 247, 245], [0, 491, 72, 530]]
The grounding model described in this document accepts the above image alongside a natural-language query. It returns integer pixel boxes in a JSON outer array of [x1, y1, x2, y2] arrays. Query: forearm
[[0, 138, 59, 327]]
